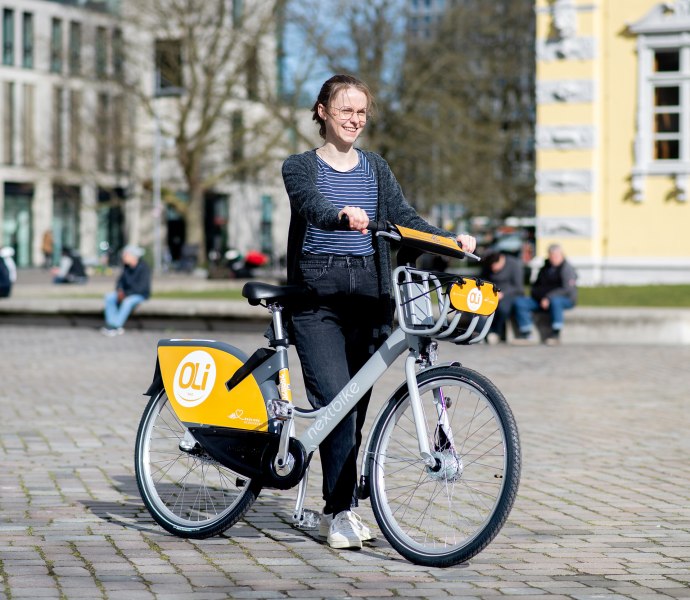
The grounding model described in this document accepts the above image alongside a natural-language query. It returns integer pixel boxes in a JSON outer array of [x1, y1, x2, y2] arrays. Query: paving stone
[[1, 325, 689, 599]]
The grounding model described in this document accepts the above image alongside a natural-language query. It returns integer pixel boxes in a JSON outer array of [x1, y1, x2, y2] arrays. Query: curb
[[1, 296, 689, 343]]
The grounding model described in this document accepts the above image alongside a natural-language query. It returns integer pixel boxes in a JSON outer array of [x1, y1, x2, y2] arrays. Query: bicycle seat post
[[267, 302, 296, 474]]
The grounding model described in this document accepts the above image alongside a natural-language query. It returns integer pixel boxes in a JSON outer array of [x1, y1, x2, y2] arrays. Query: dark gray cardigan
[[282, 149, 453, 295]]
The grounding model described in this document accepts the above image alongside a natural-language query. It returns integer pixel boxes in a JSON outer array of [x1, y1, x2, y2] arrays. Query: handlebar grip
[[338, 214, 386, 233]]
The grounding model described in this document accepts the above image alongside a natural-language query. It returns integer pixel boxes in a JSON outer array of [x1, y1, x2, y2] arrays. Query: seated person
[[101, 245, 151, 336], [480, 251, 524, 344], [513, 244, 577, 345], [52, 247, 88, 284], [0, 247, 14, 298]]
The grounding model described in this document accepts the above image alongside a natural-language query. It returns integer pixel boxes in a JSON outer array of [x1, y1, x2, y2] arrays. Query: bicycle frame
[[292, 326, 434, 462], [147, 224, 495, 519], [135, 223, 519, 567], [269, 301, 449, 528]]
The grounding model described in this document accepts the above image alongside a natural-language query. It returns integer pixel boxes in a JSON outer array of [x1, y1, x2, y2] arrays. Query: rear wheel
[[135, 390, 261, 538], [368, 365, 520, 567]]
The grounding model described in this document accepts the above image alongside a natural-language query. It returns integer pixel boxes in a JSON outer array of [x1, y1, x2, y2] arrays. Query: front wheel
[[135, 390, 261, 539], [368, 365, 520, 567]]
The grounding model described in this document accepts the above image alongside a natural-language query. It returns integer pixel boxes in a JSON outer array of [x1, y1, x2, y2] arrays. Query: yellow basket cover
[[448, 280, 499, 316]]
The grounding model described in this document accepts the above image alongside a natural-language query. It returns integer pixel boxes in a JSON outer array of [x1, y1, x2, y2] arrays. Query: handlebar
[[338, 214, 480, 262]]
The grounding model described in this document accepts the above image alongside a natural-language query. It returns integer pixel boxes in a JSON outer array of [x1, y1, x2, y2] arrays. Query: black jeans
[[291, 254, 379, 516]]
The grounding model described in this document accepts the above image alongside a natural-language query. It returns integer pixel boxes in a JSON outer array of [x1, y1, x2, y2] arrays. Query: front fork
[[360, 340, 456, 497], [405, 353, 437, 468]]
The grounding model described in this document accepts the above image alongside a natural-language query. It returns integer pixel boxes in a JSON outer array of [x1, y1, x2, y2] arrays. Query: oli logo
[[466, 288, 483, 312], [173, 350, 217, 407]]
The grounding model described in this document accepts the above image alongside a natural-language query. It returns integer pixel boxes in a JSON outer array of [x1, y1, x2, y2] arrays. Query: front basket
[[392, 266, 499, 344]]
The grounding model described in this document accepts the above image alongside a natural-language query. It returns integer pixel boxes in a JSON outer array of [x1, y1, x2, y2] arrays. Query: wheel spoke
[[135, 391, 258, 536], [369, 367, 520, 566]]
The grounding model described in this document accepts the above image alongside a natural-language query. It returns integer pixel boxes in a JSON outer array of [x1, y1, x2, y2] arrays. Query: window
[[154, 39, 183, 95], [3, 9, 14, 66], [246, 44, 259, 100], [651, 48, 682, 161], [53, 87, 64, 168], [69, 90, 81, 170], [260, 195, 273, 256], [3, 82, 14, 164], [231, 110, 245, 181], [232, 0, 243, 29], [69, 21, 81, 75], [50, 18, 63, 73], [23, 84, 34, 166], [96, 93, 109, 171], [112, 28, 123, 80], [655, 49, 680, 72], [95, 26, 107, 78], [653, 85, 681, 159], [630, 37, 690, 200], [22, 12, 32, 68], [631, 9, 690, 198], [112, 95, 124, 173]]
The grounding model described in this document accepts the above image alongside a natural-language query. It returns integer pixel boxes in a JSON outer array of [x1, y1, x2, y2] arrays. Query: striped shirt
[[302, 150, 378, 256]]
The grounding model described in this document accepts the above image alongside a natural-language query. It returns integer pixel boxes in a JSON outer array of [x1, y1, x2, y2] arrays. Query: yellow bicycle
[[135, 221, 521, 567]]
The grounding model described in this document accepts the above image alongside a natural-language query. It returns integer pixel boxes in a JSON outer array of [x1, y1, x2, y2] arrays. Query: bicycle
[[134, 221, 521, 567]]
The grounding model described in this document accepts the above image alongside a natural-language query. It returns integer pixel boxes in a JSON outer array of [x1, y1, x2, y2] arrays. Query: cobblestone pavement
[[1, 324, 689, 599]]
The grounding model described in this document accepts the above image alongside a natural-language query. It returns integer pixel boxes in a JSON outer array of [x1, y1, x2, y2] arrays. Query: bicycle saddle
[[242, 282, 311, 306]]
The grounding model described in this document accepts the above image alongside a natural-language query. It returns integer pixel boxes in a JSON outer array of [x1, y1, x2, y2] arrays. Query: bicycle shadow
[[80, 474, 262, 539], [80, 475, 404, 561]]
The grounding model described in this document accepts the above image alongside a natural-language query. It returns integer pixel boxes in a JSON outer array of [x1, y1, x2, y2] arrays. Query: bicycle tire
[[368, 365, 520, 567], [135, 390, 261, 539]]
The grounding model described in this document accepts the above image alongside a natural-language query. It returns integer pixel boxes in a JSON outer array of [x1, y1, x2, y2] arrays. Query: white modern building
[[0, 0, 305, 270]]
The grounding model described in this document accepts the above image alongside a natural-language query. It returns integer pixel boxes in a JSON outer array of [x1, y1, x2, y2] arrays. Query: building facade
[[535, 0, 690, 284], [1, 0, 128, 268], [0, 0, 300, 271]]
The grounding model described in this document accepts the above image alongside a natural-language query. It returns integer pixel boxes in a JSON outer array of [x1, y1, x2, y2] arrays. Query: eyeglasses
[[329, 106, 368, 122]]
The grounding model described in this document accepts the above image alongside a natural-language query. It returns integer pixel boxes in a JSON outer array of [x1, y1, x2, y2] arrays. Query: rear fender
[[144, 358, 163, 398]]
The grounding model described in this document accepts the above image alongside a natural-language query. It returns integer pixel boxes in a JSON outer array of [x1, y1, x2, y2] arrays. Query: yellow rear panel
[[158, 344, 268, 431]]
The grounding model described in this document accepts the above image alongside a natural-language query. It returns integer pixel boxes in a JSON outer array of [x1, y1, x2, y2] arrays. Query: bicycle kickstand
[[292, 466, 320, 530]]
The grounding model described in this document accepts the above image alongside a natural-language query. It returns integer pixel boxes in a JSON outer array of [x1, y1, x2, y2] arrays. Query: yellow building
[[535, 0, 690, 284]]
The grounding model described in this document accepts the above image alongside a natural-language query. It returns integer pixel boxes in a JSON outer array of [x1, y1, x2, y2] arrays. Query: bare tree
[[405, 0, 535, 219], [121, 0, 290, 257], [285, 0, 535, 220]]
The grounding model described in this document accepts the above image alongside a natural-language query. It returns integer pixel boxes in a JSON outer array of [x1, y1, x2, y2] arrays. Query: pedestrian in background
[[52, 247, 88, 284], [101, 246, 151, 336], [513, 244, 577, 345], [480, 251, 524, 344], [42, 230, 54, 269], [0, 247, 15, 298]]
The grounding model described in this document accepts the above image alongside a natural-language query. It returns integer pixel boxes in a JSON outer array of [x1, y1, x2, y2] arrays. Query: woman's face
[[318, 87, 368, 147]]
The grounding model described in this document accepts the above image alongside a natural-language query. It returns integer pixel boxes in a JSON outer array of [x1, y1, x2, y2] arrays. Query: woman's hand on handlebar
[[338, 207, 369, 234], [456, 234, 477, 254]]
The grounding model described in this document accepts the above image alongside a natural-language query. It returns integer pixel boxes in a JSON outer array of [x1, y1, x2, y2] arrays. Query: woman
[[282, 74, 476, 550]]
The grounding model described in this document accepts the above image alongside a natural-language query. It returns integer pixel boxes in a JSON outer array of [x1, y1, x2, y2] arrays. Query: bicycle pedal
[[293, 508, 320, 530], [269, 399, 293, 420]]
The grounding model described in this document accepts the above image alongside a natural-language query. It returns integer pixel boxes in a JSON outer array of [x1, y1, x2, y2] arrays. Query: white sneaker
[[486, 332, 501, 345], [320, 511, 375, 541], [326, 511, 362, 549]]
